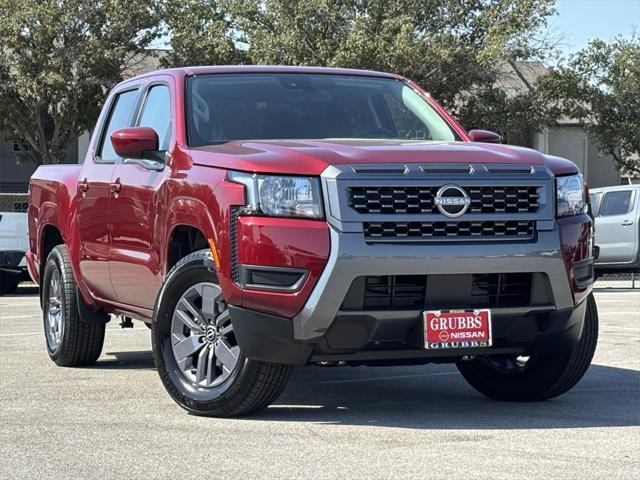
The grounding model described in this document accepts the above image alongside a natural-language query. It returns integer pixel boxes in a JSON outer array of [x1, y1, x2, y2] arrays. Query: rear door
[[77, 88, 139, 299], [108, 81, 172, 309], [595, 189, 638, 264]]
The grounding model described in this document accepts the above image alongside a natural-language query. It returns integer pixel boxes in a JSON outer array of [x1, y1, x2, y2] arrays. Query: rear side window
[[600, 191, 633, 216], [137, 85, 172, 150], [98, 89, 139, 162]]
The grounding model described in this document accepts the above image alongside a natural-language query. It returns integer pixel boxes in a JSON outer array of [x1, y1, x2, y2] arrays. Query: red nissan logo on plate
[[438, 331, 450, 342]]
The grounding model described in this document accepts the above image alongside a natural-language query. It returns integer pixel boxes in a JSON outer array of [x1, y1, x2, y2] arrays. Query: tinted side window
[[138, 85, 172, 150], [600, 191, 633, 216], [98, 89, 139, 162]]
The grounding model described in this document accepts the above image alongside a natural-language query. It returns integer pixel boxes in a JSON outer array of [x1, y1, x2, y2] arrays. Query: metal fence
[[595, 272, 640, 290], [0, 193, 29, 213]]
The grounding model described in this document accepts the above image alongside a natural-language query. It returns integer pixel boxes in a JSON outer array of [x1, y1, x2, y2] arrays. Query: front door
[[109, 83, 172, 309], [77, 88, 139, 300], [595, 189, 638, 264]]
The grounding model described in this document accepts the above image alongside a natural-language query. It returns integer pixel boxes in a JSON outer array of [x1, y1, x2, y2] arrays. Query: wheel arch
[[40, 224, 64, 279], [163, 195, 221, 277], [166, 224, 210, 272]]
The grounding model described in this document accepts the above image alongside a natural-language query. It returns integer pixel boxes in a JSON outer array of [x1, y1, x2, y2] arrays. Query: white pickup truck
[[0, 211, 29, 294], [590, 185, 640, 273]]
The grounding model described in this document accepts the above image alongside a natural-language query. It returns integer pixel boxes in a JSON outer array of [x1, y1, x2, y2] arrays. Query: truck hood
[[188, 139, 548, 176]]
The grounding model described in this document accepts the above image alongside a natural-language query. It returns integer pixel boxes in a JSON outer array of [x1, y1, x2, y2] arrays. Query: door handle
[[109, 178, 122, 194], [78, 179, 89, 194], [621, 220, 634, 226]]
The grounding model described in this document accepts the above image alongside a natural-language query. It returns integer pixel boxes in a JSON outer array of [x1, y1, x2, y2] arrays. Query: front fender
[[162, 166, 245, 305]]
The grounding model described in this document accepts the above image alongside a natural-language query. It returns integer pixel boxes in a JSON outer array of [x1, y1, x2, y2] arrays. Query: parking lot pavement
[[1, 287, 638, 480]]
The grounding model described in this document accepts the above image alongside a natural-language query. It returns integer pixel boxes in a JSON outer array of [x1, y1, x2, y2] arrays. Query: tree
[[456, 82, 548, 146], [236, 1, 554, 100], [537, 37, 640, 173], [0, 0, 162, 165], [163, 0, 558, 143], [160, 0, 246, 68]]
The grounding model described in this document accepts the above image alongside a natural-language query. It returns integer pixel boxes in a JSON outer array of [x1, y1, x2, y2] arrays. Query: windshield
[[186, 73, 457, 146]]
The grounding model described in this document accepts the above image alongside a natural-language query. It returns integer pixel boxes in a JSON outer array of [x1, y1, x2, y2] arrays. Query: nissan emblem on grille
[[434, 185, 471, 217]]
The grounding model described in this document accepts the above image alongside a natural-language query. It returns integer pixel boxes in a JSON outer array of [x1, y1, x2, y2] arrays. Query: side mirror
[[111, 127, 159, 159], [468, 129, 502, 144]]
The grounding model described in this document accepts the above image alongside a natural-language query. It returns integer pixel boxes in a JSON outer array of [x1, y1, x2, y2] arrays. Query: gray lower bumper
[[292, 226, 573, 341]]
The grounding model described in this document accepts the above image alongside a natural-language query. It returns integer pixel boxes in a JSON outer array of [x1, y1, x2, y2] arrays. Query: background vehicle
[[27, 66, 598, 417], [590, 185, 640, 273], [0, 211, 29, 294]]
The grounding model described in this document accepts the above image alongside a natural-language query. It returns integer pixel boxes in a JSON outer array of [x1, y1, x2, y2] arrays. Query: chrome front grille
[[349, 185, 540, 214], [363, 220, 535, 241]]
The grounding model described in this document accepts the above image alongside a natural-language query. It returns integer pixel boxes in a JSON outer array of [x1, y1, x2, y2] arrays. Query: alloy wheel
[[170, 282, 239, 388], [45, 269, 64, 350]]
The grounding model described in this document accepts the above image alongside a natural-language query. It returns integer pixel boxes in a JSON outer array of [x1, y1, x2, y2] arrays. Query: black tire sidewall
[[459, 350, 573, 401], [152, 252, 264, 415], [457, 294, 598, 401], [40, 245, 105, 367], [0, 271, 20, 295]]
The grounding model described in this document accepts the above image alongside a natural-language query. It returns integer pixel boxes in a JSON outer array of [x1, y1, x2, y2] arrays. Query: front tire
[[457, 294, 598, 401], [152, 249, 291, 417], [42, 245, 106, 366]]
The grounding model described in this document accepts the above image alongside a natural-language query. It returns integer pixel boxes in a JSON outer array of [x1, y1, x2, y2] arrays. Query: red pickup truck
[[27, 66, 598, 417]]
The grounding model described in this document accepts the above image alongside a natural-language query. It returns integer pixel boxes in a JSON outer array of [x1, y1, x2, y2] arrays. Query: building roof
[[496, 60, 583, 125], [121, 49, 167, 78], [495, 61, 548, 97]]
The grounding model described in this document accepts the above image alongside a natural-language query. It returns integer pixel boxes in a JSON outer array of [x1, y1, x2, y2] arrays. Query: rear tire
[[152, 249, 291, 417], [0, 271, 20, 295], [457, 294, 598, 401], [42, 245, 106, 366]]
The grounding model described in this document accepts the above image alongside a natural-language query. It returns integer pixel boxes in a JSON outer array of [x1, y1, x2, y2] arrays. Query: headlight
[[556, 174, 587, 217], [229, 171, 324, 219]]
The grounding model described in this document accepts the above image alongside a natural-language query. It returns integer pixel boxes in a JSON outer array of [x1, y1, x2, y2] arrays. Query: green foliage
[[163, 0, 557, 142], [5, 0, 636, 173], [457, 82, 548, 146], [231, 0, 555, 102], [0, 0, 162, 164], [160, 0, 246, 67], [537, 37, 640, 173]]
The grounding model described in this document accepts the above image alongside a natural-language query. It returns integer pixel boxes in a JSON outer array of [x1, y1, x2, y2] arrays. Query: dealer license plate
[[423, 309, 492, 349]]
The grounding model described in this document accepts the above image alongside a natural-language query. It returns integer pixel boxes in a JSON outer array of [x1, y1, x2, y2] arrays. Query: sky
[[549, 0, 639, 58]]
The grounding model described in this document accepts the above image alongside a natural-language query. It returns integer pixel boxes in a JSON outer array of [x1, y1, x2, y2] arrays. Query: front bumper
[[229, 224, 589, 365], [292, 227, 574, 341], [230, 297, 588, 365]]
